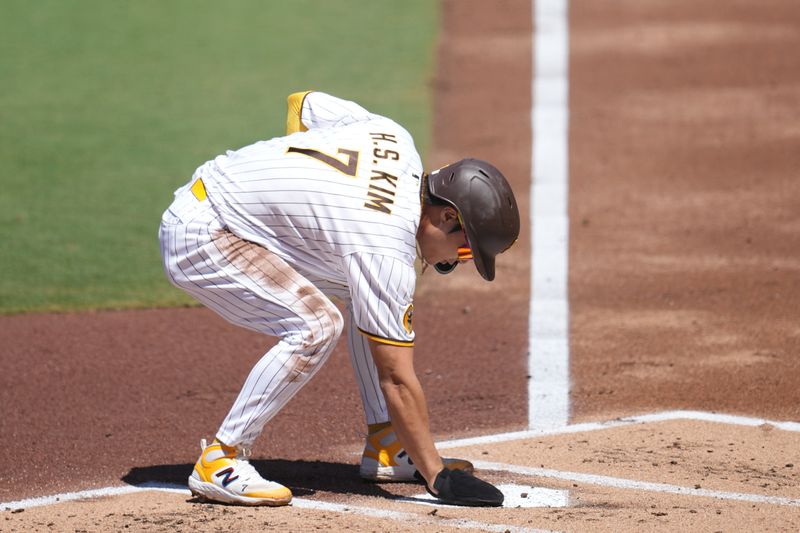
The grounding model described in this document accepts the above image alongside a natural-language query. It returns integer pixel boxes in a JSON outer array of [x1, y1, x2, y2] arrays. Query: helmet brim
[[472, 246, 495, 282]]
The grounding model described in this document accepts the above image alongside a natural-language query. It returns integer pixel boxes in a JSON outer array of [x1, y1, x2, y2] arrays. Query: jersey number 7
[[287, 146, 359, 176]]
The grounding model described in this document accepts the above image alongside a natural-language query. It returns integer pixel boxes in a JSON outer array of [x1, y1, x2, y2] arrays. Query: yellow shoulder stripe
[[286, 91, 312, 135], [190, 178, 207, 201], [357, 328, 414, 347]]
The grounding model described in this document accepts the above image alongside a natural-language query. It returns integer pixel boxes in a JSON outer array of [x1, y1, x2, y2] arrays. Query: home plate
[[404, 484, 569, 508]]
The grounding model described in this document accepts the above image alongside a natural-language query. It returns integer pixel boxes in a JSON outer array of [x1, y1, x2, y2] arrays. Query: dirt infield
[[568, 0, 800, 423], [2, 0, 800, 531], [4, 418, 799, 532]]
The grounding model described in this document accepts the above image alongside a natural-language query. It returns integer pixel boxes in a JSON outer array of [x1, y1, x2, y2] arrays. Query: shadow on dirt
[[122, 459, 401, 500]]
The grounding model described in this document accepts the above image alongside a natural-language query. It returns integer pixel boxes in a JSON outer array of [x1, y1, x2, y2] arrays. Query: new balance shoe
[[359, 423, 474, 482], [188, 439, 292, 506]]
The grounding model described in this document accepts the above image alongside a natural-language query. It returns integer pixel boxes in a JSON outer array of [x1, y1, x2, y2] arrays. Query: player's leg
[[301, 277, 390, 425], [341, 305, 474, 482], [165, 226, 344, 444], [159, 184, 343, 504], [296, 273, 476, 483], [295, 286, 474, 483], [345, 302, 391, 425], [298, 278, 412, 479]]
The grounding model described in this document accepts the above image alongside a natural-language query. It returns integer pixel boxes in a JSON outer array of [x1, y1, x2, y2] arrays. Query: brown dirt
[[3, 0, 800, 531], [6, 420, 799, 532], [568, 0, 800, 422]]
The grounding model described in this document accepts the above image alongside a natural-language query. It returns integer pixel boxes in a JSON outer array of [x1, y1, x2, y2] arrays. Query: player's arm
[[285, 91, 374, 135], [367, 339, 445, 488]]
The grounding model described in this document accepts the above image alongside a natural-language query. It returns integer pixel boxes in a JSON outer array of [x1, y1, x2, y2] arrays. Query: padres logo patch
[[402, 304, 414, 335]]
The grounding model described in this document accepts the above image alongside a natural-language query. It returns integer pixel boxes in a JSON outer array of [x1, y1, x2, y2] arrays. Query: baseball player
[[158, 91, 520, 507]]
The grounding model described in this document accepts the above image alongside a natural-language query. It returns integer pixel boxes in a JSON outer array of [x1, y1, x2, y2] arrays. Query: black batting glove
[[426, 468, 504, 507]]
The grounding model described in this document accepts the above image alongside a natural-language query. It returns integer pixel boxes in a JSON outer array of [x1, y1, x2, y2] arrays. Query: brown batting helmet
[[428, 159, 520, 281]]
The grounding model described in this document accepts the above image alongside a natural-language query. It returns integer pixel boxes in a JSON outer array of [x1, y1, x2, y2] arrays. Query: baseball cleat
[[359, 423, 474, 482], [188, 439, 292, 506]]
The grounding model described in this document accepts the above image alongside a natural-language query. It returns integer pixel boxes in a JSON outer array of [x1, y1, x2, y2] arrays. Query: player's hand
[[426, 468, 504, 507]]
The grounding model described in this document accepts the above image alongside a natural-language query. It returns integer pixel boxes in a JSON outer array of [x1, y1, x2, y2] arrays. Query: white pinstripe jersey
[[197, 92, 422, 345]]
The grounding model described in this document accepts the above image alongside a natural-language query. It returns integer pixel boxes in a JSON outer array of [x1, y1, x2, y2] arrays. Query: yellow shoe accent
[[192, 439, 235, 483], [359, 424, 474, 482], [189, 439, 292, 506]]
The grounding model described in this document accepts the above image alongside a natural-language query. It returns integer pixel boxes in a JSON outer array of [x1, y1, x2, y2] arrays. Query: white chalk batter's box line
[[435, 409, 800, 450], [3, 409, 799, 524]]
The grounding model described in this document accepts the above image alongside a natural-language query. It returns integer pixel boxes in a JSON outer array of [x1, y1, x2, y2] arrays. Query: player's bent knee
[[301, 299, 344, 355], [328, 304, 345, 341], [318, 301, 344, 347]]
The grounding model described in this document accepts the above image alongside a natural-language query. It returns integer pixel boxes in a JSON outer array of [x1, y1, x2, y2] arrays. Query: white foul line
[[473, 460, 800, 508], [293, 498, 558, 533], [0, 483, 188, 511], [0, 483, 556, 533], [436, 409, 800, 450], [529, 0, 571, 430]]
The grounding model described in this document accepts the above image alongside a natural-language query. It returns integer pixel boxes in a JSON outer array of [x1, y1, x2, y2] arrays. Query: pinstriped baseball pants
[[159, 183, 389, 447]]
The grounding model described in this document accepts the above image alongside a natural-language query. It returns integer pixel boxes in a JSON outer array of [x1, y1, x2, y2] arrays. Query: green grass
[[0, 0, 438, 313]]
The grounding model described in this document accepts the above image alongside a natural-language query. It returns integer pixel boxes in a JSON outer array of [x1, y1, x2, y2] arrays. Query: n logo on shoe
[[215, 467, 239, 487]]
